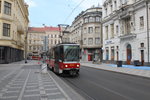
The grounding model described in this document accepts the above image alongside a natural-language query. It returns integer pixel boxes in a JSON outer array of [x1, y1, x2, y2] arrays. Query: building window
[[95, 27, 100, 33], [116, 25, 119, 35], [4, 1, 11, 15], [106, 48, 109, 60], [0, 47, 5, 60], [96, 17, 100, 22], [83, 38, 86, 45], [111, 24, 114, 38], [124, 17, 131, 34], [84, 28, 87, 34], [84, 18, 88, 23], [3, 23, 10, 37], [95, 38, 100, 45], [111, 47, 115, 61], [141, 43, 144, 47], [140, 16, 144, 28], [88, 27, 93, 33], [0, 1, 1, 13], [114, 1, 117, 10], [105, 8, 107, 16], [88, 38, 93, 45], [105, 26, 108, 39], [29, 40, 31, 44], [29, 46, 32, 50], [110, 5, 113, 13], [122, 0, 127, 5], [89, 17, 94, 22]]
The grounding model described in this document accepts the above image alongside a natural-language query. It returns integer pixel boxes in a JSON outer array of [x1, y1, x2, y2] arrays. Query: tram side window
[[60, 46, 64, 61], [54, 47, 59, 60]]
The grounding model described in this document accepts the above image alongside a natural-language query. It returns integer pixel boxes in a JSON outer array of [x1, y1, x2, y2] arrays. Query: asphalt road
[[60, 66, 150, 100]]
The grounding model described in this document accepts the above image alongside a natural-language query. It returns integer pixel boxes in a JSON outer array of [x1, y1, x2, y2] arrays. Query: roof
[[28, 26, 60, 32]]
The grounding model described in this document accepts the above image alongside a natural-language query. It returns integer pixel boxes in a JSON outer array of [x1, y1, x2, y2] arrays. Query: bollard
[[41, 63, 47, 74]]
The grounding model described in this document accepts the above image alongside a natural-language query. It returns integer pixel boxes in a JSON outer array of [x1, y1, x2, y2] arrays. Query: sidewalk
[[80, 61, 150, 78], [0, 60, 85, 100]]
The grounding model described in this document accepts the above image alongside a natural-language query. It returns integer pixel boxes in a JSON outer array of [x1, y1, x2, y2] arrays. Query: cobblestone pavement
[[0, 60, 85, 100]]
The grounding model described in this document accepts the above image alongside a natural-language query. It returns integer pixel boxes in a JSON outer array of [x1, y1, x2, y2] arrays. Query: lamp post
[[58, 24, 69, 43], [146, 0, 150, 66], [25, 27, 28, 63]]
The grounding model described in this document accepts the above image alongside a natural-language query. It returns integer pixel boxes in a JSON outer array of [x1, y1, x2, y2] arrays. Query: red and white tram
[[47, 43, 80, 76]]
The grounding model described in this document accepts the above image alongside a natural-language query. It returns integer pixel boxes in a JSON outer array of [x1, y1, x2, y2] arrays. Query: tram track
[[60, 74, 96, 100]]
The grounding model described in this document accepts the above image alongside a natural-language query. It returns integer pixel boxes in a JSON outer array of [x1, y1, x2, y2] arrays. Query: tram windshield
[[64, 45, 80, 61]]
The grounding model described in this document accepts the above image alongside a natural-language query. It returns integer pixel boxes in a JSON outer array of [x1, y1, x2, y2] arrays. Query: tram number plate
[[70, 64, 74, 66]]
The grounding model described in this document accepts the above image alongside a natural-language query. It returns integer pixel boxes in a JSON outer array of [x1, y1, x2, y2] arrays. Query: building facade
[[102, 0, 150, 65], [70, 6, 103, 62], [27, 26, 60, 59], [0, 0, 29, 63]]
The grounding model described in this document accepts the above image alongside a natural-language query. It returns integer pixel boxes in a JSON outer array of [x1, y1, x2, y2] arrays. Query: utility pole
[[43, 36, 48, 63], [25, 28, 28, 63], [58, 24, 69, 43], [146, 0, 150, 66]]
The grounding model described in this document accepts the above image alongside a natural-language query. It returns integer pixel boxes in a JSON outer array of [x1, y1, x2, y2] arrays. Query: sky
[[25, 0, 104, 27]]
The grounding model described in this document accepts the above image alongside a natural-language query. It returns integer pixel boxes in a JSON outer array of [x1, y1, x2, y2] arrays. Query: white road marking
[[46, 92, 61, 96], [24, 94, 40, 97], [18, 70, 31, 100], [47, 72, 71, 100]]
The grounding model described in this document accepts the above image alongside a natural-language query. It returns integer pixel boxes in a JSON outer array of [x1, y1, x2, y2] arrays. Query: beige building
[[27, 26, 61, 59], [0, 0, 29, 63], [70, 6, 103, 62]]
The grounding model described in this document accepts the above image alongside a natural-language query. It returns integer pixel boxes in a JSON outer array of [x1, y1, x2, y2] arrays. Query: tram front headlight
[[65, 65, 68, 67], [77, 65, 80, 67]]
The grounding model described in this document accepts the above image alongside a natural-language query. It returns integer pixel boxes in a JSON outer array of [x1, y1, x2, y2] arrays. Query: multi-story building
[[102, 0, 150, 65], [27, 26, 60, 59], [70, 6, 102, 62], [0, 0, 29, 63]]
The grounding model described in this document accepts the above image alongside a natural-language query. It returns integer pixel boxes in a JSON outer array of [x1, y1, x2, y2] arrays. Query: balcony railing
[[119, 33, 136, 40]]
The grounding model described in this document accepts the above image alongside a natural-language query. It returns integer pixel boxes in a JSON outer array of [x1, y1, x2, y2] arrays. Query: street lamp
[[58, 24, 69, 43], [25, 27, 28, 63]]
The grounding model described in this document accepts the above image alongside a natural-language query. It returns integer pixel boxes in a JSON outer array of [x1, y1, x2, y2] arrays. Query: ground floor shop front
[[103, 38, 150, 66], [81, 48, 102, 62], [0, 46, 24, 64]]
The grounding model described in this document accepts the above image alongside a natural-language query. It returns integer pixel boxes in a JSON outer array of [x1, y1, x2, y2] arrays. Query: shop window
[[106, 48, 109, 60]]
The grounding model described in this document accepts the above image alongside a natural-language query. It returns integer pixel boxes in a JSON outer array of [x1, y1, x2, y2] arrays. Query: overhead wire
[[64, 0, 87, 24]]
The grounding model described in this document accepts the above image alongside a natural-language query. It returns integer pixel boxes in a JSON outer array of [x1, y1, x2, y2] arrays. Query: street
[[60, 65, 150, 100]]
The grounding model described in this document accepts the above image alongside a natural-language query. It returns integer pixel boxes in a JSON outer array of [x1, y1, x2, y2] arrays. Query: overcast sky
[[25, 0, 104, 27]]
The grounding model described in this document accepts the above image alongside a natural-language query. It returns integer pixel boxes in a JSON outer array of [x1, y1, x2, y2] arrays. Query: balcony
[[17, 23, 24, 34], [119, 33, 136, 41], [119, 4, 133, 19], [17, 41, 24, 47]]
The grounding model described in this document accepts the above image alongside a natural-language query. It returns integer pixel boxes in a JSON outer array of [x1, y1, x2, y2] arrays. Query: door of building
[[126, 44, 132, 65], [141, 50, 144, 66]]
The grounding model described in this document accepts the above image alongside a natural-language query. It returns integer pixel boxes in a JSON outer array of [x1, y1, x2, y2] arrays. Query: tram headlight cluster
[[77, 65, 80, 67], [65, 65, 68, 67]]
